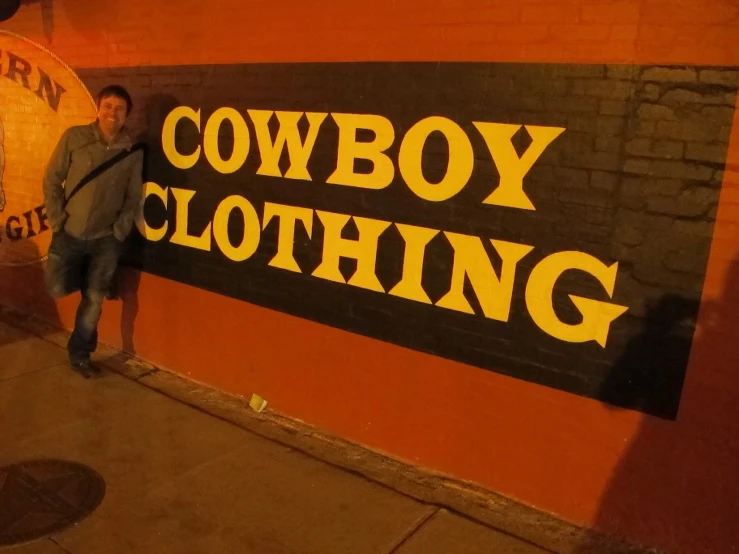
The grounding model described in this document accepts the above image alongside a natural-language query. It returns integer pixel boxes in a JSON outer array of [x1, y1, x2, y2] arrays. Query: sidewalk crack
[[49, 537, 75, 554], [383, 506, 439, 554]]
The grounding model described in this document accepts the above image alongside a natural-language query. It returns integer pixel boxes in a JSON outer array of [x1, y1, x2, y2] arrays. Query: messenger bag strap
[[62, 142, 144, 210]]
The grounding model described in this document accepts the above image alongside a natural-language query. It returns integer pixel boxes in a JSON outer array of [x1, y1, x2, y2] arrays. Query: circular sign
[[0, 459, 106, 546], [0, 30, 97, 266]]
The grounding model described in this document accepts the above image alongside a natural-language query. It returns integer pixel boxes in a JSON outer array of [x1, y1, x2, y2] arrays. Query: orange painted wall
[[2, 1, 739, 552]]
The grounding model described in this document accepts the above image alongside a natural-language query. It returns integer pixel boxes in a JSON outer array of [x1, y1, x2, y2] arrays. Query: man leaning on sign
[[42, 85, 144, 379]]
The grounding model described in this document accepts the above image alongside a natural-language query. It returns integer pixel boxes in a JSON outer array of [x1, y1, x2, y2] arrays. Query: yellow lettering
[[203, 107, 250, 174], [525, 251, 628, 347], [312, 211, 391, 292], [135, 181, 169, 242], [170, 187, 212, 251], [473, 123, 564, 210], [162, 106, 201, 169], [248, 110, 327, 180], [388, 223, 439, 304], [262, 202, 314, 272], [436, 233, 533, 321], [398, 116, 474, 202], [212, 195, 261, 262], [326, 113, 395, 190]]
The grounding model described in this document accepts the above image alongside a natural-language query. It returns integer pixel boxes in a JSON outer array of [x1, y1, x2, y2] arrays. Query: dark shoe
[[69, 359, 102, 379]]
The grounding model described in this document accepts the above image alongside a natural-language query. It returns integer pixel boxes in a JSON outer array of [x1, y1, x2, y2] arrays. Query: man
[[43, 85, 143, 378]]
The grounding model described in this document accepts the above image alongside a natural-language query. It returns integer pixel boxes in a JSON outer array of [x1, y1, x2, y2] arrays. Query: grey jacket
[[43, 121, 144, 241]]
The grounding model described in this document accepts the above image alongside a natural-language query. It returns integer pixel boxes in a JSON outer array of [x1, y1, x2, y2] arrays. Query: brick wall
[[1, 1, 739, 553]]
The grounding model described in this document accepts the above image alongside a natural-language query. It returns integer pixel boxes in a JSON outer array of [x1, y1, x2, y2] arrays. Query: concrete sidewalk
[[0, 317, 551, 554]]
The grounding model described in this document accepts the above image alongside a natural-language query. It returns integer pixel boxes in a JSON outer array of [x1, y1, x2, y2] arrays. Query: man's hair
[[96, 85, 133, 115]]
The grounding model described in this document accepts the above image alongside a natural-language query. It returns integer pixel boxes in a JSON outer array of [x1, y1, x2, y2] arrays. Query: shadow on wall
[[20, 0, 54, 42], [0, 240, 63, 344], [63, 0, 122, 43], [115, 92, 182, 356], [578, 256, 739, 553], [21, 0, 126, 43]]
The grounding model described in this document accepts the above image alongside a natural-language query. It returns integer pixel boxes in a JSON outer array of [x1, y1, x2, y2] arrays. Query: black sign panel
[[77, 63, 738, 420]]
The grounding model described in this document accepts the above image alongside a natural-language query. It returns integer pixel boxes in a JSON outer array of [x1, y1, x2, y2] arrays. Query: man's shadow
[[115, 93, 181, 356], [579, 256, 739, 553], [0, 239, 64, 348]]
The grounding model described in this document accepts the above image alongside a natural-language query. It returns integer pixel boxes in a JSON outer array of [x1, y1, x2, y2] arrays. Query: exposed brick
[[566, 116, 598, 134], [625, 138, 684, 159], [597, 116, 625, 136], [619, 177, 646, 209], [625, 159, 714, 181], [584, 206, 614, 226], [625, 137, 651, 156], [610, 25, 639, 42], [647, 187, 717, 217], [645, 178, 685, 197], [699, 69, 739, 87], [554, 65, 606, 79], [616, 208, 674, 231], [641, 67, 698, 83], [545, 96, 599, 113], [653, 140, 685, 159], [558, 188, 614, 208], [673, 219, 714, 238], [664, 242, 708, 273], [572, 79, 634, 100], [640, 1, 739, 25], [486, 25, 549, 44], [685, 143, 729, 164], [549, 24, 610, 42], [631, 262, 702, 292], [559, 133, 595, 155], [639, 84, 662, 102], [554, 221, 612, 241], [661, 88, 733, 106], [600, 99, 629, 116], [581, 2, 641, 23], [591, 171, 620, 191], [606, 65, 636, 80], [610, 242, 638, 263], [655, 120, 715, 143], [595, 136, 621, 152], [637, 103, 677, 121], [614, 224, 644, 246], [635, 120, 656, 137], [572, 151, 622, 171], [701, 106, 736, 123], [554, 167, 590, 188], [521, 4, 580, 23]]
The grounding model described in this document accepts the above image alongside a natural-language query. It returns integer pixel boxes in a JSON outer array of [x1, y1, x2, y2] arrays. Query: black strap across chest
[[62, 142, 144, 210]]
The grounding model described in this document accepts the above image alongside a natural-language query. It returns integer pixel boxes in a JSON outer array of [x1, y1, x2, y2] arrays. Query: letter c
[[162, 106, 201, 169]]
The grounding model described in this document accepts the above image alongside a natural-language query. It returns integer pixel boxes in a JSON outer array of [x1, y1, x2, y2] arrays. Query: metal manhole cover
[[0, 459, 105, 547]]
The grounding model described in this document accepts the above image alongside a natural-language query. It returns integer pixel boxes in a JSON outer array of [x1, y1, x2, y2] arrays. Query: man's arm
[[42, 130, 72, 232], [113, 150, 144, 242]]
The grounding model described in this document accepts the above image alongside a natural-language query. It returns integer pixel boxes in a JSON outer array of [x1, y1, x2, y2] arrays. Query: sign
[[0, 30, 96, 266], [75, 62, 739, 418]]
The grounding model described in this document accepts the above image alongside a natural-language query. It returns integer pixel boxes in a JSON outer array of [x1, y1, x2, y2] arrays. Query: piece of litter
[[249, 394, 268, 413]]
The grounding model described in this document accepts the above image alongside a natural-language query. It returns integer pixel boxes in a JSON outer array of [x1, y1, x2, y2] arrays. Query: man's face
[[97, 95, 128, 137]]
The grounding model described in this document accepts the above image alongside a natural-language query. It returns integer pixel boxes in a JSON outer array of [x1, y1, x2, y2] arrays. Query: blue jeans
[[45, 230, 122, 362]]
